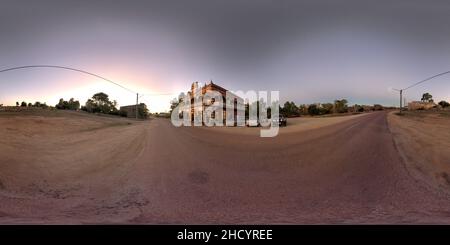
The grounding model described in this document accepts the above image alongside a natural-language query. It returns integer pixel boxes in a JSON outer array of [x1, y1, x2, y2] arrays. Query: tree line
[[169, 94, 384, 118], [15, 101, 49, 108], [279, 99, 383, 117], [14, 92, 149, 118]]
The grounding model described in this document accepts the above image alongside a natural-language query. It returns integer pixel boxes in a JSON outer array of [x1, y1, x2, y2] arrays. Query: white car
[[246, 119, 259, 127]]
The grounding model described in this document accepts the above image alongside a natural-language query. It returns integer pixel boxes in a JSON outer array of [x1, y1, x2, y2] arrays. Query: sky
[[1, 0, 450, 112]]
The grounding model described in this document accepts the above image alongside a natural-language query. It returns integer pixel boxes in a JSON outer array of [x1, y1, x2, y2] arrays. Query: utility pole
[[393, 70, 450, 115], [399, 89, 403, 114], [136, 93, 139, 119]]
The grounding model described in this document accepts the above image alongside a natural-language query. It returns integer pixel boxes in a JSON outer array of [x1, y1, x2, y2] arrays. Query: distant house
[[408, 101, 436, 110], [120, 103, 148, 119], [186, 81, 245, 125]]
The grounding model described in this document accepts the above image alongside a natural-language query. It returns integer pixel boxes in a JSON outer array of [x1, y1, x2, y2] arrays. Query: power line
[[393, 70, 450, 114], [0, 65, 181, 118], [403, 70, 450, 91], [0, 65, 137, 94], [0, 65, 179, 96]]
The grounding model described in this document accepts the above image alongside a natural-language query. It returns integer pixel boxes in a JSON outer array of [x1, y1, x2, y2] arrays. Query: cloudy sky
[[1, 0, 450, 112]]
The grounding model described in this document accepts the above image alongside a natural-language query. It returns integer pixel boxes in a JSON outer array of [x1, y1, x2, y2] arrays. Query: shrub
[[373, 104, 384, 111], [334, 99, 348, 113], [438, 101, 450, 108], [56, 98, 80, 110], [308, 104, 320, 115]]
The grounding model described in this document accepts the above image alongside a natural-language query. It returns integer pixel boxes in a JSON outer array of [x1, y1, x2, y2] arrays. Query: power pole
[[136, 93, 139, 119], [393, 70, 450, 115]]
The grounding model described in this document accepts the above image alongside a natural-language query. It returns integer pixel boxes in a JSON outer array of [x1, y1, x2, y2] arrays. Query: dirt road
[[1, 111, 449, 224]]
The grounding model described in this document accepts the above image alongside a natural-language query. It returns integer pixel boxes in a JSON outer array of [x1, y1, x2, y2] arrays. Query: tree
[[138, 103, 149, 119], [169, 93, 185, 114], [33, 102, 48, 109], [56, 98, 65, 109], [438, 100, 450, 108], [170, 99, 179, 114], [56, 98, 80, 110], [27, 103, 32, 107], [353, 104, 364, 112], [373, 104, 384, 111], [281, 101, 299, 117], [83, 92, 118, 114], [320, 103, 334, 114], [308, 104, 320, 115], [421, 93, 433, 103], [334, 99, 348, 113], [68, 98, 80, 110], [16, 102, 19, 106], [298, 104, 308, 115], [21, 101, 27, 107]]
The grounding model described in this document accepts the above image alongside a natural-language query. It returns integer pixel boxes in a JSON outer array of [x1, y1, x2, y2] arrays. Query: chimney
[[191, 82, 199, 92]]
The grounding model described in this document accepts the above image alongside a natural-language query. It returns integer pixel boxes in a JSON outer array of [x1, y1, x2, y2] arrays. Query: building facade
[[408, 101, 436, 110], [120, 103, 148, 119], [187, 81, 245, 125]]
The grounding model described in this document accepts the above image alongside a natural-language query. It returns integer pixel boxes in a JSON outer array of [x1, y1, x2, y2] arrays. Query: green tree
[[334, 99, 348, 113], [21, 101, 27, 107], [56, 98, 65, 109], [421, 93, 433, 103], [298, 104, 308, 115], [281, 101, 299, 117], [56, 98, 80, 110], [320, 103, 334, 114], [83, 92, 118, 114], [308, 104, 320, 115], [68, 98, 80, 110], [170, 98, 179, 114], [353, 104, 364, 112], [438, 100, 450, 108]]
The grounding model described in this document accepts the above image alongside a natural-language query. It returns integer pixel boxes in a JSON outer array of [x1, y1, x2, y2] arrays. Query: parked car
[[246, 119, 259, 127], [272, 116, 287, 126], [246, 117, 287, 127]]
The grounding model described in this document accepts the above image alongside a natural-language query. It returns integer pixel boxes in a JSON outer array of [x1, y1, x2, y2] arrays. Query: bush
[[373, 104, 384, 111], [320, 103, 334, 114], [308, 104, 321, 115], [438, 101, 450, 108], [56, 98, 80, 110], [334, 99, 348, 113]]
